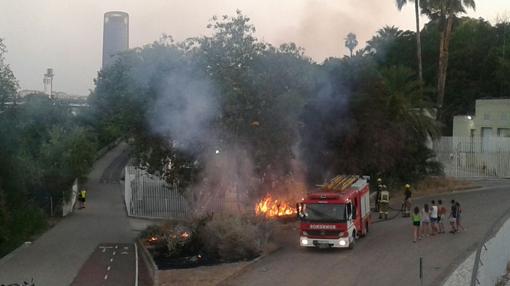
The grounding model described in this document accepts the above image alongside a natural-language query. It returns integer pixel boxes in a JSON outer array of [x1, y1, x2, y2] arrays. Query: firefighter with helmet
[[378, 185, 390, 219], [401, 184, 412, 217], [375, 178, 383, 212]]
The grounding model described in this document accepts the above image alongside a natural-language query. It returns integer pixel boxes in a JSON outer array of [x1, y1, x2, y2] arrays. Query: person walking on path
[[455, 201, 465, 232], [438, 200, 446, 234], [412, 206, 421, 242], [78, 189, 87, 209], [430, 200, 438, 235], [421, 204, 431, 237]]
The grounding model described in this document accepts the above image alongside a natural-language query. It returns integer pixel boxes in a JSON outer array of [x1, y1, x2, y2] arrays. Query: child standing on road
[[456, 202, 465, 232], [412, 206, 421, 243], [421, 204, 431, 237], [430, 200, 438, 235], [449, 200, 458, 233], [438, 200, 446, 234]]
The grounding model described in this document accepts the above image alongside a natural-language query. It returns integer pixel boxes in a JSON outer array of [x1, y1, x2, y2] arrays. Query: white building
[[453, 99, 510, 138]]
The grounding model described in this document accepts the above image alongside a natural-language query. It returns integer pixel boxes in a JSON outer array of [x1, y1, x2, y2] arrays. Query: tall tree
[[345, 33, 358, 57], [396, 0, 424, 83], [421, 0, 476, 116], [0, 39, 19, 110]]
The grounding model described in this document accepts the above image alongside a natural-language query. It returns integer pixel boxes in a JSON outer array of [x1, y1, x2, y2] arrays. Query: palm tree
[[381, 66, 439, 140], [396, 0, 424, 84], [420, 0, 476, 117], [345, 33, 358, 57], [365, 26, 403, 55]]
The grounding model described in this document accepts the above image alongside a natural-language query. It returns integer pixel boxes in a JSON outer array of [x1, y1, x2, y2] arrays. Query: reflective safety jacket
[[379, 191, 390, 203]]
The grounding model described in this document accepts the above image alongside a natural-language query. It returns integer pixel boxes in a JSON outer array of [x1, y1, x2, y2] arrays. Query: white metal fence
[[124, 166, 190, 219], [433, 137, 510, 178], [62, 178, 79, 217]]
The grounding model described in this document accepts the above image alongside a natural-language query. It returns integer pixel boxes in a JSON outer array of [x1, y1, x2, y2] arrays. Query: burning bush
[[199, 215, 266, 262], [140, 215, 269, 267]]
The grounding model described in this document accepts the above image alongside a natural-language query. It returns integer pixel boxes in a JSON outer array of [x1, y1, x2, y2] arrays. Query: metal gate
[[124, 166, 190, 219], [433, 137, 510, 178]]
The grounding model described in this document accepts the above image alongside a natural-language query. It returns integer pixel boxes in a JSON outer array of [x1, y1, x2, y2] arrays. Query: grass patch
[[389, 177, 476, 201]]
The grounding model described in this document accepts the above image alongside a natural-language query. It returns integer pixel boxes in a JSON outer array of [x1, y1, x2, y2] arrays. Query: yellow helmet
[[405, 184, 411, 189]]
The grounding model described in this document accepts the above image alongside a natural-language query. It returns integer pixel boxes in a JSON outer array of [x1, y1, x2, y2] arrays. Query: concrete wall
[[62, 178, 78, 217]]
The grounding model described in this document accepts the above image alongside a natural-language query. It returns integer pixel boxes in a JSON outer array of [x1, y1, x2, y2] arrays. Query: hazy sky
[[0, 0, 508, 95]]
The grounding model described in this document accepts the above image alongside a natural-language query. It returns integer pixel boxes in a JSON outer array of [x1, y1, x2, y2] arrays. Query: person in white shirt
[[430, 200, 439, 235]]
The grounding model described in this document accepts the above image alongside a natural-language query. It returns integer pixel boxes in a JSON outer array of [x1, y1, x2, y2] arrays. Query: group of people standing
[[411, 199, 465, 243]]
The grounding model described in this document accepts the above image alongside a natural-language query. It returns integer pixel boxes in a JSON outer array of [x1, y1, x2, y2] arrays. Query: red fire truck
[[297, 175, 371, 249]]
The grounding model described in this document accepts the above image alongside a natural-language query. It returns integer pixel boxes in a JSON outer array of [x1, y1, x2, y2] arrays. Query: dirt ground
[[391, 177, 476, 201]]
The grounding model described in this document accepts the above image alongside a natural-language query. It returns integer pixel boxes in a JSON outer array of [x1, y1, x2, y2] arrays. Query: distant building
[[43, 68, 54, 99], [453, 99, 510, 138], [18, 89, 87, 102], [102, 11, 129, 68]]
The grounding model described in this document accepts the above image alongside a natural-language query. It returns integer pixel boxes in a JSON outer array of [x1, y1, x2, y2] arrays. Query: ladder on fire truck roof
[[319, 175, 359, 192]]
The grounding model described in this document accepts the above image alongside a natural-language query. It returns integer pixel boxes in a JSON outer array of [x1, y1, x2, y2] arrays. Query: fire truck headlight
[[339, 239, 347, 246], [301, 239, 308, 245]]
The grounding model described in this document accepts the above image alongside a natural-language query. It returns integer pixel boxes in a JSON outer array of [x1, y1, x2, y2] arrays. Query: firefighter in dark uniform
[[401, 184, 412, 217], [375, 178, 383, 212], [378, 185, 390, 219]]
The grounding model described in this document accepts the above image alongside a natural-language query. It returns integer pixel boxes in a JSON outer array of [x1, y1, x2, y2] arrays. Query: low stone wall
[[445, 207, 510, 286], [443, 252, 475, 286], [473, 218, 510, 286], [137, 239, 266, 286]]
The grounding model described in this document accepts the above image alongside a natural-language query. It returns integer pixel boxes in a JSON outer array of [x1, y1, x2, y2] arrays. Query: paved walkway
[[0, 143, 137, 286]]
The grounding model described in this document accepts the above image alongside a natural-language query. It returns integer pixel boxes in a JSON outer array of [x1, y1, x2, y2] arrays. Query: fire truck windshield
[[302, 204, 346, 223]]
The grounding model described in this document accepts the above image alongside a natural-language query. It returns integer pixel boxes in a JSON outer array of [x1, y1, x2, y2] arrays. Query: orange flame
[[255, 194, 297, 218]]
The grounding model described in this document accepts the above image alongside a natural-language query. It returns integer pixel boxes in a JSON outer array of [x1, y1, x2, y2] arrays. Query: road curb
[[0, 242, 31, 267], [136, 239, 159, 286], [216, 245, 283, 285]]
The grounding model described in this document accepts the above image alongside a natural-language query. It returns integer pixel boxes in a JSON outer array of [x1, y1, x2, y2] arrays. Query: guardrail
[[471, 206, 510, 285]]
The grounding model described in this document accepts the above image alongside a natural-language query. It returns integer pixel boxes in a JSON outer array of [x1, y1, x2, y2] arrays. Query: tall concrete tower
[[102, 11, 129, 68], [43, 68, 54, 99]]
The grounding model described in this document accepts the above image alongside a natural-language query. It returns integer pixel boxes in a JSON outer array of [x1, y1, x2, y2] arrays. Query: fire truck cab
[[298, 175, 371, 249]]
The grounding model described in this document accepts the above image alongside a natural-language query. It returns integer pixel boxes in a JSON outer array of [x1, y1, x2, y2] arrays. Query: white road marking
[[110, 258, 114, 262], [121, 251, 128, 255], [124, 246, 129, 250], [107, 266, 111, 271], [104, 274, 108, 280], [134, 242, 139, 286], [113, 251, 116, 256], [99, 246, 113, 253], [115, 245, 118, 249]]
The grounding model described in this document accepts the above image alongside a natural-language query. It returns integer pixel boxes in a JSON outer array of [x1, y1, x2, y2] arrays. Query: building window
[[498, 128, 510, 137]]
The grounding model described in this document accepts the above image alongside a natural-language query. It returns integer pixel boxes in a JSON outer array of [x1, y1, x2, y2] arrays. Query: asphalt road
[[223, 180, 510, 286], [0, 143, 137, 286], [71, 243, 136, 286]]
